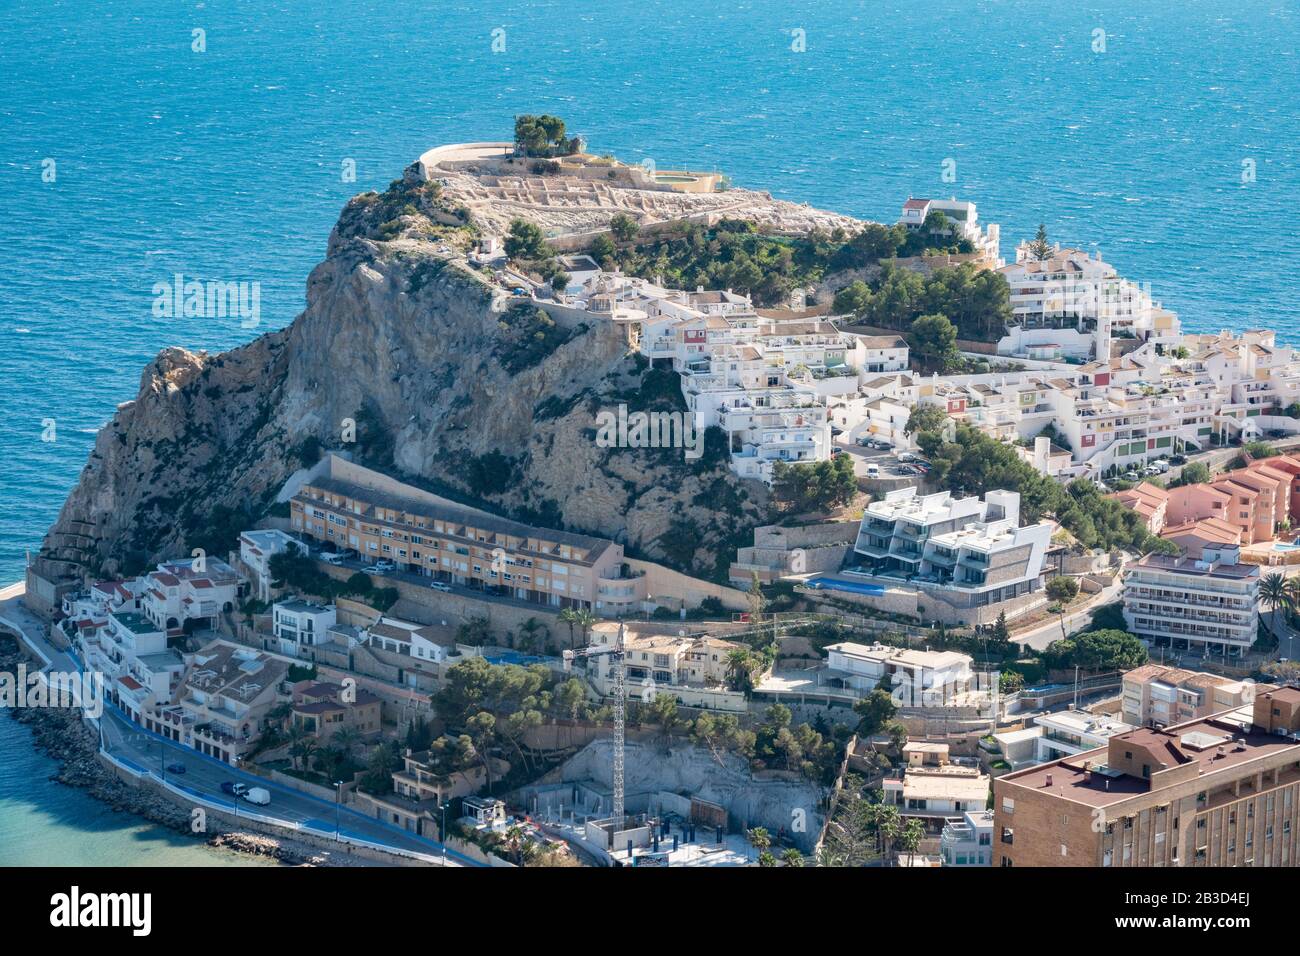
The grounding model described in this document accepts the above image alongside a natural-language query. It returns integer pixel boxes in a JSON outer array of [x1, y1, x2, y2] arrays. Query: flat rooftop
[[1001, 712, 1300, 808]]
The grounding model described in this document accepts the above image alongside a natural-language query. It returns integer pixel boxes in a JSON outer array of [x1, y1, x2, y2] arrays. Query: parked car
[[371, 560, 396, 573], [165, 763, 186, 775], [866, 463, 881, 478], [319, 552, 346, 565], [896, 452, 917, 463], [1122, 471, 1140, 482], [243, 788, 271, 806], [429, 581, 452, 593], [875, 442, 893, 452]]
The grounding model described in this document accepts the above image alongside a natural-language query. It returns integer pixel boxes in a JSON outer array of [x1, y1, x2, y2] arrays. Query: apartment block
[[572, 630, 747, 712], [1121, 664, 1257, 729], [272, 599, 337, 659], [1109, 482, 1168, 534], [290, 456, 645, 617], [993, 692, 1300, 867], [140, 557, 240, 635], [851, 488, 1053, 614], [79, 610, 186, 725], [1122, 544, 1260, 657], [173, 642, 290, 764]]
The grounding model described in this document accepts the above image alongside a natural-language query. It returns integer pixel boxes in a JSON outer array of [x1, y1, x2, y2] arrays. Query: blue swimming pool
[[806, 577, 886, 597]]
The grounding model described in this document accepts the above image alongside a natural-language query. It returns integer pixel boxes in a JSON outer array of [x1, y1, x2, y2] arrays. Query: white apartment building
[[940, 810, 994, 866], [272, 599, 338, 658], [238, 528, 305, 602], [556, 270, 900, 484], [823, 641, 973, 704], [883, 763, 991, 825], [997, 243, 1178, 361], [140, 557, 240, 634], [1122, 544, 1260, 657], [897, 197, 1002, 265], [175, 642, 290, 764], [76, 610, 186, 724], [569, 632, 748, 712], [851, 488, 1053, 611]]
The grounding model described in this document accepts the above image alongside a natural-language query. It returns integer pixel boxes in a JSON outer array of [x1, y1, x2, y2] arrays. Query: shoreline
[[0, 631, 349, 867]]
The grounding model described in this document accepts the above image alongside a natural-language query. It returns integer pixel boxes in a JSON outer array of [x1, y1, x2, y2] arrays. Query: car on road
[[370, 560, 396, 574], [165, 762, 186, 774], [244, 787, 271, 806], [319, 551, 346, 565], [865, 463, 881, 478], [222, 782, 248, 797], [429, 581, 452, 592]]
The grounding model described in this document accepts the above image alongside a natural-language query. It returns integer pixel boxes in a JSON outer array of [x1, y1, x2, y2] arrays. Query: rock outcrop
[[38, 161, 787, 582]]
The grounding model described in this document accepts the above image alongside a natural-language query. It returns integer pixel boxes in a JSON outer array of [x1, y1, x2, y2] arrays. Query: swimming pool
[[806, 577, 886, 597]]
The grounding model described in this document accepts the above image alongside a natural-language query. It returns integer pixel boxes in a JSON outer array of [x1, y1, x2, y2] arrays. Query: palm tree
[[899, 818, 925, 867], [1261, 572, 1287, 639], [557, 608, 580, 650], [725, 648, 754, 692], [746, 826, 771, 862], [518, 617, 544, 654], [572, 608, 597, 648], [332, 725, 362, 762], [780, 847, 804, 867]]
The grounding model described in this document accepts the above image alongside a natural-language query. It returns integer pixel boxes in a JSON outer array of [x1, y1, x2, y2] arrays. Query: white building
[[271, 599, 337, 658], [77, 610, 185, 724], [365, 617, 456, 665], [939, 810, 994, 866], [1122, 544, 1260, 658], [238, 529, 305, 602], [852, 488, 1053, 609], [897, 197, 1002, 265], [1031, 710, 1135, 765], [997, 243, 1178, 361], [823, 641, 973, 704], [140, 557, 240, 634]]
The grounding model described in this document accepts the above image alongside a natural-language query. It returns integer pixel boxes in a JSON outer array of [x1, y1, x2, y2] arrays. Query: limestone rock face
[[39, 187, 767, 582]]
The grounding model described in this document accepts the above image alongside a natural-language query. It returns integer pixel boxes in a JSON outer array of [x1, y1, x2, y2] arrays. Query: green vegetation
[[267, 546, 399, 612], [1026, 223, 1052, 261], [1045, 576, 1080, 603], [832, 261, 1012, 342], [1040, 629, 1149, 673], [909, 313, 959, 370], [494, 301, 580, 373], [513, 114, 581, 158], [771, 455, 857, 514], [1168, 460, 1210, 487], [912, 419, 1161, 553], [503, 218, 553, 261]]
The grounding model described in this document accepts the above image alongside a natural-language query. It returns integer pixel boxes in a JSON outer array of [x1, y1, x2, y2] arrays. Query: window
[[1002, 797, 1014, 814], [1001, 827, 1014, 845]]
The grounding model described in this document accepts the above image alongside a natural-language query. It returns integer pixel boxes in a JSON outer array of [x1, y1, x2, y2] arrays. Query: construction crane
[[562, 620, 626, 824]]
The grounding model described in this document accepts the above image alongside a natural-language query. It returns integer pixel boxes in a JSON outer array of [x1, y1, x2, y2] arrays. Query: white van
[[866, 463, 881, 479], [243, 787, 271, 806]]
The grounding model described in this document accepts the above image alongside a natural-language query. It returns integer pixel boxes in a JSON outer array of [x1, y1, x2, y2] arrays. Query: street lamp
[[440, 802, 449, 865], [334, 780, 343, 840]]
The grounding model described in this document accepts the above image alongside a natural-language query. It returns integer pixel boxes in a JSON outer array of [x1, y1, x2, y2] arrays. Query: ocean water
[[0, 0, 1296, 860], [0, 714, 277, 866]]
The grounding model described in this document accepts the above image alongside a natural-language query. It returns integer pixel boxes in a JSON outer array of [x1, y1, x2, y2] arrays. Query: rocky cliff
[[38, 163, 779, 584]]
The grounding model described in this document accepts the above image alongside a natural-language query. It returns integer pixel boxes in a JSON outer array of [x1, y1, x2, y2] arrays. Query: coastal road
[[94, 705, 478, 866], [2, 581, 479, 867]]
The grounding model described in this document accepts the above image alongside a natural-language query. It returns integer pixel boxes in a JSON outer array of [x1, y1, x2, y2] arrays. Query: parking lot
[[832, 436, 930, 480]]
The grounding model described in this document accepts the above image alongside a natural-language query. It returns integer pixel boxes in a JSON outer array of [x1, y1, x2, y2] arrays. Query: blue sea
[[0, 0, 1296, 861]]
